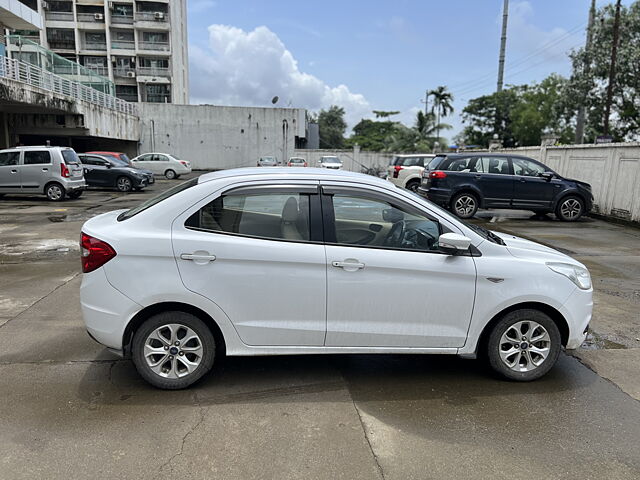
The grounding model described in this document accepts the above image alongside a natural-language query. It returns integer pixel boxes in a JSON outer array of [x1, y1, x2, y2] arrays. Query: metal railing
[[82, 41, 107, 51], [84, 65, 109, 76], [111, 14, 134, 24], [138, 41, 170, 51], [0, 56, 137, 115], [136, 66, 170, 77], [47, 39, 76, 50], [111, 40, 135, 50], [77, 12, 106, 23], [45, 11, 74, 21], [134, 11, 169, 22]]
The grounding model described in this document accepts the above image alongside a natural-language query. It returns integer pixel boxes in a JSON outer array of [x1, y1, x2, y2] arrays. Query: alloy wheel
[[455, 195, 476, 216], [144, 324, 204, 378], [560, 198, 582, 220], [47, 184, 63, 200], [499, 320, 551, 372], [117, 177, 132, 192]]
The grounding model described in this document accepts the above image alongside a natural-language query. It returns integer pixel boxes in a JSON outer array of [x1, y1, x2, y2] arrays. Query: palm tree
[[428, 86, 454, 150]]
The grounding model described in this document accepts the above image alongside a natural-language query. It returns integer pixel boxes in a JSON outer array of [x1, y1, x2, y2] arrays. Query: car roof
[[394, 154, 435, 158], [198, 167, 391, 188], [0, 145, 71, 151], [436, 152, 535, 160]]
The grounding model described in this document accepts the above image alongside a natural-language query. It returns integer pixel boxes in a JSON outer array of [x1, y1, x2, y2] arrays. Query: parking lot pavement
[[0, 181, 639, 479]]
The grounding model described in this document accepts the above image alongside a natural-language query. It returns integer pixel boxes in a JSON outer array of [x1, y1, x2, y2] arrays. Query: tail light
[[304, 162, 307, 167], [430, 170, 447, 179], [61, 163, 70, 178], [180, 161, 188, 166], [81, 232, 116, 273], [393, 165, 403, 178]]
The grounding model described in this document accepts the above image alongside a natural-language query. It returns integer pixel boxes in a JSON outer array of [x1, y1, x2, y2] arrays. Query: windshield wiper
[[465, 222, 506, 245]]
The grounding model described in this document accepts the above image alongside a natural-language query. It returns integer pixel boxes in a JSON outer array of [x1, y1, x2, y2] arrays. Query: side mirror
[[540, 171, 554, 182], [104, 163, 111, 169], [438, 233, 472, 254]]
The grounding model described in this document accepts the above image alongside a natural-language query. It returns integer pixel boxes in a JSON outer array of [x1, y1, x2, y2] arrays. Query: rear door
[[472, 156, 514, 207], [511, 157, 558, 209], [20, 150, 52, 192], [0, 151, 22, 193]]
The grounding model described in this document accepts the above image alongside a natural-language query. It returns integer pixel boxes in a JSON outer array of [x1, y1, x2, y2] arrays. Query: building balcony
[[81, 41, 107, 51], [45, 11, 74, 22], [116, 93, 138, 102], [48, 40, 76, 50], [136, 66, 170, 77], [134, 11, 169, 22], [145, 93, 171, 103], [84, 65, 109, 76], [137, 41, 169, 52], [111, 40, 135, 50], [111, 14, 134, 25], [77, 13, 106, 24], [114, 67, 136, 78]]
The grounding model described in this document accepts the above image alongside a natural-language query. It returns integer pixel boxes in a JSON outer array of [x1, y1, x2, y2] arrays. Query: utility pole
[[496, 0, 509, 93], [575, 0, 596, 144], [603, 0, 622, 137], [424, 90, 429, 116]]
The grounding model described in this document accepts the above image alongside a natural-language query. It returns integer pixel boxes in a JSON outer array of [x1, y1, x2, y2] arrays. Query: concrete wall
[[291, 148, 393, 173], [138, 104, 306, 169], [496, 143, 640, 222]]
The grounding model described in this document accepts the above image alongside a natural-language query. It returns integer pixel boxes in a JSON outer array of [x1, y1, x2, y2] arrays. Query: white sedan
[[130, 152, 191, 179], [80, 168, 592, 389]]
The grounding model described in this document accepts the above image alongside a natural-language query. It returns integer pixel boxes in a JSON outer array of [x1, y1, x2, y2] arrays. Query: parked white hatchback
[[80, 168, 592, 389], [130, 152, 191, 179]]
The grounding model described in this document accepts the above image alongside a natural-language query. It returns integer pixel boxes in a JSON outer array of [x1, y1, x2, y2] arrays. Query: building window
[[116, 85, 138, 102], [144, 84, 171, 103], [46, 28, 75, 50]]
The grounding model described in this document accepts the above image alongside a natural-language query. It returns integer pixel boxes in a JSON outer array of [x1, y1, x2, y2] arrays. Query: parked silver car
[[0, 146, 86, 201]]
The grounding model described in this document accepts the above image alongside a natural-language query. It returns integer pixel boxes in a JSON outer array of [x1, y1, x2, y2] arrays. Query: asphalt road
[[0, 174, 638, 480]]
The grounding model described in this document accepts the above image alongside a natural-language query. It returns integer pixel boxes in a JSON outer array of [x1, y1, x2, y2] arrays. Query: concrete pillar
[[1, 112, 10, 149]]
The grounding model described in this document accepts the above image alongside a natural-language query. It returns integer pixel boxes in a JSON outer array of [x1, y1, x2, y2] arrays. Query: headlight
[[546, 262, 591, 290]]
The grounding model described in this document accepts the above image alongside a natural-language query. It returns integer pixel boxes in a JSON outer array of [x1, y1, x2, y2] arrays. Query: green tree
[[347, 119, 397, 151], [428, 86, 455, 147], [317, 105, 347, 148], [567, 1, 640, 141], [372, 110, 401, 119]]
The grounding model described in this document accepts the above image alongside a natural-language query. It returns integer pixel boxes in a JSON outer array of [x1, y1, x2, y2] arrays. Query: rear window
[[119, 154, 131, 163], [428, 156, 446, 170], [61, 149, 80, 165], [118, 178, 198, 221]]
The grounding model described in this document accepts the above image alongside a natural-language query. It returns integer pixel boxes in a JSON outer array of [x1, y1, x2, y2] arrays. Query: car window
[[24, 151, 51, 165], [445, 157, 475, 172], [118, 178, 198, 221], [400, 157, 423, 167], [331, 194, 441, 252], [119, 154, 131, 163], [61, 149, 80, 165], [512, 158, 546, 177], [0, 152, 20, 166], [428, 156, 445, 170], [476, 157, 510, 175], [186, 192, 311, 241]]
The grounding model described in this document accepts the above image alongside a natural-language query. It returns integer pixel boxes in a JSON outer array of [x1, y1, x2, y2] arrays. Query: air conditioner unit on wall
[[94, 13, 104, 20], [126, 71, 136, 78], [154, 12, 165, 20]]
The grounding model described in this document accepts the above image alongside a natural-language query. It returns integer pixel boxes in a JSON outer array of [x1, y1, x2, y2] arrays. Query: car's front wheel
[[132, 312, 216, 390], [116, 176, 133, 192], [486, 309, 561, 381], [556, 195, 584, 222], [451, 192, 478, 219]]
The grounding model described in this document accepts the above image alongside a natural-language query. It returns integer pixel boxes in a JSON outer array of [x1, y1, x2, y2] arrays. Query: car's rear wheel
[[45, 182, 66, 201], [451, 192, 478, 219], [405, 179, 420, 192], [116, 176, 133, 192], [486, 309, 561, 381], [132, 312, 216, 390], [556, 196, 584, 222], [165, 169, 176, 180]]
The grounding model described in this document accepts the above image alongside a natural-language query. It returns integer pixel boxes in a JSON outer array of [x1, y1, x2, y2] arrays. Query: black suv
[[417, 153, 593, 221]]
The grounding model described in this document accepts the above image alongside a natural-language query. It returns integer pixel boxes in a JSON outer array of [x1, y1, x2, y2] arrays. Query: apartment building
[[15, 0, 189, 104]]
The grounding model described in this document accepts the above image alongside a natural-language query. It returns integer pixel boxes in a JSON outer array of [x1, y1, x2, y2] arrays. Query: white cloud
[[189, 24, 372, 128]]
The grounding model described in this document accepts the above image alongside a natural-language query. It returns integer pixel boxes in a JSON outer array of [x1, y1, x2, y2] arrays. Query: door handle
[[474, 175, 482, 179], [332, 260, 365, 270], [42, 168, 48, 172], [180, 252, 216, 264], [10, 169, 17, 173]]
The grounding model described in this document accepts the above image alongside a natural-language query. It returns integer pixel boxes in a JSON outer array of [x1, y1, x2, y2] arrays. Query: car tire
[[451, 192, 479, 219], [556, 195, 584, 222], [45, 182, 66, 201], [116, 176, 133, 192], [165, 169, 176, 180], [486, 309, 561, 381], [132, 311, 216, 390], [405, 180, 420, 192], [174, 174, 181, 179], [68, 191, 83, 199]]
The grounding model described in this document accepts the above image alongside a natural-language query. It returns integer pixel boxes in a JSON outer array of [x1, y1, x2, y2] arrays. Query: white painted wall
[[138, 104, 306, 169], [497, 143, 640, 222], [291, 148, 393, 173]]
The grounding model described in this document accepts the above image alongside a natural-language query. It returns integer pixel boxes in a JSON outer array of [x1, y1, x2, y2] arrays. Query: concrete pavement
[[0, 178, 638, 479]]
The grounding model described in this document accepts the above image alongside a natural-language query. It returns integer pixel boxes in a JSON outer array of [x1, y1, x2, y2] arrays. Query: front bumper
[[559, 287, 593, 349]]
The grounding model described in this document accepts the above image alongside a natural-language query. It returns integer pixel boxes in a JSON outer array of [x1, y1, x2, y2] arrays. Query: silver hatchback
[[0, 146, 86, 201]]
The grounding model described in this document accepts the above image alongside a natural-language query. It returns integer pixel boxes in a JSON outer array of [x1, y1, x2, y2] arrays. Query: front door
[[172, 184, 327, 346], [0, 151, 21, 193], [322, 186, 477, 348], [83, 156, 112, 187], [20, 150, 52, 192], [511, 157, 559, 209]]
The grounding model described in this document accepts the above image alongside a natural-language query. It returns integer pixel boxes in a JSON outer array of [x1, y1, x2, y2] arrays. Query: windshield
[[321, 157, 341, 164], [119, 154, 131, 163], [118, 178, 198, 221], [61, 149, 80, 165], [108, 156, 129, 167]]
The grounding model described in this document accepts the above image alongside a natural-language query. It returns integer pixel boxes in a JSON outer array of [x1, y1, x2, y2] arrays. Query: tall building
[[0, 0, 42, 55], [11, 0, 189, 104]]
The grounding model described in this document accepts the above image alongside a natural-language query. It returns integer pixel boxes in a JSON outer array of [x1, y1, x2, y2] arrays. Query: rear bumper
[[62, 179, 86, 191], [417, 185, 451, 205]]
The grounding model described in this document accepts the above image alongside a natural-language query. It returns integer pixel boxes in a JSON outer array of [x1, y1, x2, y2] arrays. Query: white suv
[[80, 168, 592, 389], [387, 154, 436, 192], [0, 146, 86, 201]]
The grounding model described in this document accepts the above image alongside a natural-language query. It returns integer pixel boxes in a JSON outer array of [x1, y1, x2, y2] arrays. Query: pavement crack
[[158, 392, 208, 475], [351, 398, 386, 480]]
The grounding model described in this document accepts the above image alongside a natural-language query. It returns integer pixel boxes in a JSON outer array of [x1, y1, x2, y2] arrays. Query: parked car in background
[[386, 154, 436, 192], [86, 151, 132, 165], [0, 146, 85, 201], [287, 157, 307, 167], [78, 154, 151, 192], [418, 153, 594, 221], [257, 156, 278, 167], [317, 155, 342, 169], [80, 168, 592, 389], [130, 153, 192, 179]]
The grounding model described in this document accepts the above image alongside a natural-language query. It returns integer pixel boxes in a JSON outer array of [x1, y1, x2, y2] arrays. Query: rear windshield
[[428, 156, 446, 170], [119, 154, 131, 163], [61, 149, 80, 165], [118, 178, 198, 221]]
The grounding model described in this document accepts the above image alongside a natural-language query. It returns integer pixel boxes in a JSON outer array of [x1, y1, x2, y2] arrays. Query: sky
[[186, 0, 633, 139]]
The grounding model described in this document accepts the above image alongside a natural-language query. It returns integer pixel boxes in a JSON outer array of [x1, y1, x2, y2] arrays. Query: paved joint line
[[0, 271, 81, 330], [0, 359, 127, 366]]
